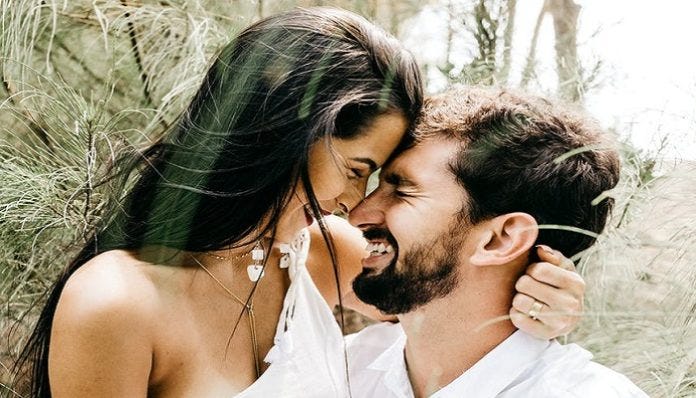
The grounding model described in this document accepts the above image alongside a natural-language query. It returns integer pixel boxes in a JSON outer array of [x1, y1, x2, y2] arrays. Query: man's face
[[348, 138, 470, 314]]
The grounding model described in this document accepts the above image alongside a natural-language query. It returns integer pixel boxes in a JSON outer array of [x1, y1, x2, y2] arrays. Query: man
[[346, 87, 646, 397]]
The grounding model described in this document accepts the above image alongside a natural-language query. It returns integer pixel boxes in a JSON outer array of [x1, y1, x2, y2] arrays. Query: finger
[[511, 293, 559, 326], [526, 261, 585, 296], [511, 292, 539, 315], [515, 274, 570, 307], [531, 305, 579, 333], [510, 307, 575, 339], [509, 308, 557, 340], [516, 274, 583, 317], [535, 245, 575, 271], [548, 314, 580, 336]]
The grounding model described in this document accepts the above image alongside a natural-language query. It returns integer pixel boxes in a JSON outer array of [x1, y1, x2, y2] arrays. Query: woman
[[16, 7, 584, 397]]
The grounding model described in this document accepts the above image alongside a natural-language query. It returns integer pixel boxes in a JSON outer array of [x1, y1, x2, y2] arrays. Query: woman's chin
[[274, 210, 314, 243]]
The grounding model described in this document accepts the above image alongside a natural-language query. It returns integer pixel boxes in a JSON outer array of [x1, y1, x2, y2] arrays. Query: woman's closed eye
[[348, 168, 364, 180]]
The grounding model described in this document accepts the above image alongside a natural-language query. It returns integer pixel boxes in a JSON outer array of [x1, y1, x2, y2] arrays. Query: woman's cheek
[[311, 172, 346, 201]]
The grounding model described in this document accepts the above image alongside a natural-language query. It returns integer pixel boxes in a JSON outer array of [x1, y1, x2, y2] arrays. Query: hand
[[510, 245, 585, 339]]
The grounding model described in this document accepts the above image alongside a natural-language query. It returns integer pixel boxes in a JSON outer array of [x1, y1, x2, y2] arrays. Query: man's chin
[[359, 263, 390, 277], [352, 266, 403, 314]]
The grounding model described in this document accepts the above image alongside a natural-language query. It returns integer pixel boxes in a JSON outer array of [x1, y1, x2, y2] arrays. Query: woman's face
[[276, 112, 409, 242]]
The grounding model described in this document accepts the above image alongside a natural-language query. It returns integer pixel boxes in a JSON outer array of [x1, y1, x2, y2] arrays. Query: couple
[[344, 88, 647, 397], [14, 6, 637, 398]]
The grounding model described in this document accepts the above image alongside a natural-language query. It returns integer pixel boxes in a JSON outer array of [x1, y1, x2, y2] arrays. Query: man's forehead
[[382, 137, 458, 179]]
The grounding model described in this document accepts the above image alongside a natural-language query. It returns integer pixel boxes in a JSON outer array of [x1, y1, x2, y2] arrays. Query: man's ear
[[469, 213, 539, 267]]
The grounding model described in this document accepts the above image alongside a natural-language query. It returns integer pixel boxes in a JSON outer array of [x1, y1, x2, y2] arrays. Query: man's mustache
[[362, 228, 399, 250]]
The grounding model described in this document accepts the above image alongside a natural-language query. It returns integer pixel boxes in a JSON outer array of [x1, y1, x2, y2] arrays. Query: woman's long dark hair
[[15, 7, 422, 397]]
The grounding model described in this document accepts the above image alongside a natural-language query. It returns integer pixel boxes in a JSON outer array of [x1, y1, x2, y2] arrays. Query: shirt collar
[[363, 327, 550, 398], [431, 330, 551, 398], [366, 326, 414, 398]]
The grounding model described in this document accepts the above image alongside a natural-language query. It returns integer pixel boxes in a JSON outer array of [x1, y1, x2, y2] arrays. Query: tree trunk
[[444, 0, 455, 75], [470, 0, 497, 85], [547, 0, 581, 101], [496, 0, 517, 84], [520, 0, 548, 87]]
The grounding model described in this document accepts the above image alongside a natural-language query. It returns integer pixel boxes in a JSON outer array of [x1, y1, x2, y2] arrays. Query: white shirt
[[346, 322, 647, 398]]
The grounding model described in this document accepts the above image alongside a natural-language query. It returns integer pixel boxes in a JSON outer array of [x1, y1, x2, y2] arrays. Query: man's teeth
[[365, 242, 394, 255]]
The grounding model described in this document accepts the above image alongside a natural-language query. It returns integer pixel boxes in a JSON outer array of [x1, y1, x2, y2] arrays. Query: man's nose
[[348, 191, 384, 230]]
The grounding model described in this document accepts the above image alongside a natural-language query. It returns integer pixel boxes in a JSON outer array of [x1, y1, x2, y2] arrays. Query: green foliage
[[0, 1, 693, 397]]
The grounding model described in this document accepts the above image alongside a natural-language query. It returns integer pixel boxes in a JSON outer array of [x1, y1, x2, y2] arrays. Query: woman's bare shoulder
[[58, 250, 161, 321], [49, 250, 161, 396]]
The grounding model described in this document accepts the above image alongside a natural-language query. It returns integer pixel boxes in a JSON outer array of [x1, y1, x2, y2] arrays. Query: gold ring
[[528, 300, 544, 320]]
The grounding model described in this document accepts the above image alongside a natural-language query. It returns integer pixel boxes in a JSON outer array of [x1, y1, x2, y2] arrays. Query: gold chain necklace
[[204, 241, 267, 282], [203, 249, 252, 262], [190, 255, 261, 378]]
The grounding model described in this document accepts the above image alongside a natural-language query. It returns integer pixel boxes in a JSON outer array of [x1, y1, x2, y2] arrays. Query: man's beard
[[352, 222, 465, 315]]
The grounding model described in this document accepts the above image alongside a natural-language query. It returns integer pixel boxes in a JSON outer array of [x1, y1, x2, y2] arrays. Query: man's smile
[[361, 228, 399, 270], [362, 241, 396, 269]]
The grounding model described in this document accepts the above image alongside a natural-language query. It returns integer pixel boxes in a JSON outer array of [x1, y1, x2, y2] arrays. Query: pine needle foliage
[[0, 1, 234, 393], [0, 1, 694, 397]]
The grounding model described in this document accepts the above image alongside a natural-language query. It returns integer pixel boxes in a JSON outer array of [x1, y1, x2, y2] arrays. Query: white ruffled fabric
[[234, 229, 350, 397]]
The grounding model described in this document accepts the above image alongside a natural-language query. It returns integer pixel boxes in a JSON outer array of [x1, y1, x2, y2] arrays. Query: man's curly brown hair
[[415, 86, 620, 257]]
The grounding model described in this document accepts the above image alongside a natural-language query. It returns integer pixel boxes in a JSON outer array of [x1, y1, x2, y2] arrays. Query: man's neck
[[398, 276, 518, 398]]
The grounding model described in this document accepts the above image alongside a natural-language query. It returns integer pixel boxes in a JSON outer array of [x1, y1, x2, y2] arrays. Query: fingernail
[[535, 244, 554, 255]]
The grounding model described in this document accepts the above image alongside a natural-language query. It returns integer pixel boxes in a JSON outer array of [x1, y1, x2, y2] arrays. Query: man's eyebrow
[[382, 170, 417, 187], [350, 157, 378, 172]]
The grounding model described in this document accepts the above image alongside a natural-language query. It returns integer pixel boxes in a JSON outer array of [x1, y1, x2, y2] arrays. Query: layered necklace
[[190, 240, 267, 378]]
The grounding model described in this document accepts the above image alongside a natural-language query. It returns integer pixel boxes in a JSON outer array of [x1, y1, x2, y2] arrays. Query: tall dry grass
[[1, 1, 694, 397], [572, 155, 696, 397]]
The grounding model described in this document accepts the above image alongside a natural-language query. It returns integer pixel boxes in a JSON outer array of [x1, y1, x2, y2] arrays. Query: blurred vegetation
[[1, 1, 694, 397]]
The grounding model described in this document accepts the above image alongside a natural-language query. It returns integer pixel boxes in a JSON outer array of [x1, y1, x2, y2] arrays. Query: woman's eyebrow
[[350, 157, 378, 172]]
